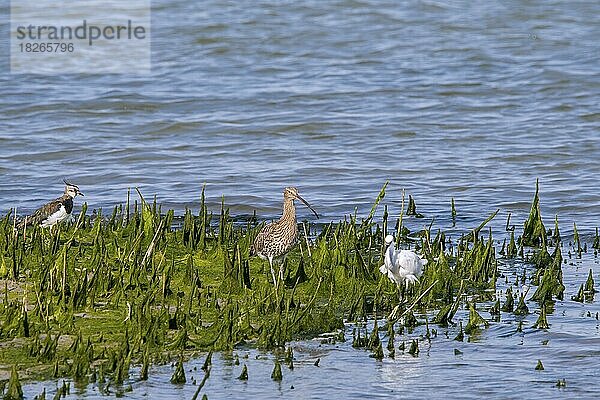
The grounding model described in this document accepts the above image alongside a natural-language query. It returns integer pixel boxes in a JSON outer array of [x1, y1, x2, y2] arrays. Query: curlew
[[251, 187, 319, 285]]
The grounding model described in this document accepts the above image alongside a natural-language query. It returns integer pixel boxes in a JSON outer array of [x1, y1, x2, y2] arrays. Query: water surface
[[1, 0, 598, 226], [2, 0, 600, 398]]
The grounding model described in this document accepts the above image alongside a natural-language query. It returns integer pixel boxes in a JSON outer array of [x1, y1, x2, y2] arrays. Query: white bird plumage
[[40, 204, 69, 227], [380, 234, 427, 290]]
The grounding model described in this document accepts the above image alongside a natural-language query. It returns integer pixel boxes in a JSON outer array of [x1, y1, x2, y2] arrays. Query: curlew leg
[[269, 256, 277, 285], [278, 256, 286, 286]]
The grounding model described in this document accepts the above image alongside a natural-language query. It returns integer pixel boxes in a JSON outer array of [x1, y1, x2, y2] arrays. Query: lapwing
[[18, 180, 84, 229], [251, 187, 319, 285]]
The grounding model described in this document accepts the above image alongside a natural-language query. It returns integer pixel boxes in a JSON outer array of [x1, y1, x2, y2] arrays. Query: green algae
[[386, 322, 395, 357], [552, 216, 561, 244], [2, 188, 363, 382], [270, 359, 282, 381], [453, 321, 464, 342], [464, 303, 489, 335], [584, 269, 595, 297], [514, 295, 529, 316], [284, 347, 293, 370], [34, 387, 45, 400], [571, 284, 585, 303], [531, 245, 565, 303], [371, 341, 384, 360], [368, 318, 380, 350], [170, 359, 186, 384], [368, 181, 388, 221], [451, 198, 457, 227], [191, 366, 211, 400], [521, 180, 546, 246], [0, 181, 594, 393], [533, 304, 550, 329], [522, 179, 547, 247], [405, 195, 424, 218], [506, 231, 518, 258], [535, 359, 544, 370], [408, 339, 419, 357], [5, 365, 23, 400], [237, 364, 248, 380]]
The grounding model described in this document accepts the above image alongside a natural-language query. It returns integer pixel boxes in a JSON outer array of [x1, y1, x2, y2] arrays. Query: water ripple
[[3, 2, 600, 394]]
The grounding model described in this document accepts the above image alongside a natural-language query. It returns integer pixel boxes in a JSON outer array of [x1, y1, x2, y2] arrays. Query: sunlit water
[[1, 0, 600, 398]]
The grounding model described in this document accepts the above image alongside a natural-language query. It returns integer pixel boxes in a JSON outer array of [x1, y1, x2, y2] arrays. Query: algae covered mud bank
[[1, 182, 600, 399]]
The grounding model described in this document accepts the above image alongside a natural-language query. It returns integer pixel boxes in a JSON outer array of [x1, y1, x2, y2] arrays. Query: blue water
[[2, 0, 600, 398], [1, 0, 599, 225]]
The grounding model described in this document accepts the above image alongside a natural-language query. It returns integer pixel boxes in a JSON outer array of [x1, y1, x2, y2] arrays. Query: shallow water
[[2, 0, 600, 398], [21, 248, 600, 399]]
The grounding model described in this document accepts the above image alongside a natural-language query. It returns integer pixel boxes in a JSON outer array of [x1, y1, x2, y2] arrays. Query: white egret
[[379, 234, 427, 290]]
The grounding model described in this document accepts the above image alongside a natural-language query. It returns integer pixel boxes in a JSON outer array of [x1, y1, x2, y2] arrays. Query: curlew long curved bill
[[296, 194, 319, 219]]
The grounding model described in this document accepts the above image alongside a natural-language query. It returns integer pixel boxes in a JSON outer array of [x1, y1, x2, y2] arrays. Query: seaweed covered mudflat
[[0, 181, 597, 398]]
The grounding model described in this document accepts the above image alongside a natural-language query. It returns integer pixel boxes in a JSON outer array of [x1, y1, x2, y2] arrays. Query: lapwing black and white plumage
[[18, 180, 84, 229], [251, 187, 319, 285]]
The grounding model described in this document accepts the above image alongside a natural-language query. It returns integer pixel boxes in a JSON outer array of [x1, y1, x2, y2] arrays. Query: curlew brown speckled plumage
[[251, 187, 319, 285]]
